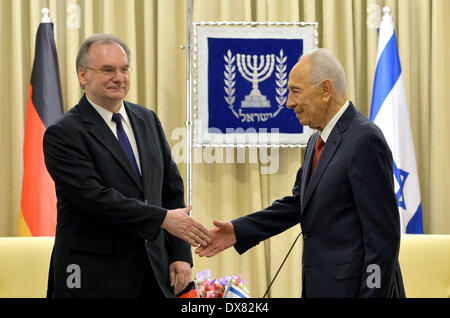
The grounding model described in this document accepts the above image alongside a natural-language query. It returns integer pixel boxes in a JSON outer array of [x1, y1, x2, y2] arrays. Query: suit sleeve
[[43, 122, 167, 241], [232, 167, 302, 254], [153, 113, 192, 265], [348, 132, 401, 297]]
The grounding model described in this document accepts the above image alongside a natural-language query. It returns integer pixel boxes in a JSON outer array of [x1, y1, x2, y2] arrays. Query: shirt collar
[[86, 95, 129, 127], [320, 100, 350, 143]]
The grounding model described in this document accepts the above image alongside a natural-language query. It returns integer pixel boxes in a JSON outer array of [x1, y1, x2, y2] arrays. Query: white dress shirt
[[319, 100, 350, 143], [86, 96, 142, 174]]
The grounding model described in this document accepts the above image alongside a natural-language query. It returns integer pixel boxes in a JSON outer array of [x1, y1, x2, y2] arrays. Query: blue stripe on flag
[[406, 203, 423, 234], [370, 33, 402, 121], [228, 285, 248, 298]]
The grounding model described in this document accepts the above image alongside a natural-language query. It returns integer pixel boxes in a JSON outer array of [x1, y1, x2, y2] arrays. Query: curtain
[[0, 0, 448, 297]]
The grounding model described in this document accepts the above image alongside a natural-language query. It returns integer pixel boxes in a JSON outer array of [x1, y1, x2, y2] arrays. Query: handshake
[[161, 206, 236, 257]]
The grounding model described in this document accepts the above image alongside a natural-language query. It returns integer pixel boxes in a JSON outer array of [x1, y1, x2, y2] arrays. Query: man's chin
[[106, 91, 127, 101], [298, 118, 307, 126]]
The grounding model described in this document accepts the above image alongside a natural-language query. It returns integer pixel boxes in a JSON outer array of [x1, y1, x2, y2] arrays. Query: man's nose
[[111, 69, 125, 82], [286, 93, 295, 108]]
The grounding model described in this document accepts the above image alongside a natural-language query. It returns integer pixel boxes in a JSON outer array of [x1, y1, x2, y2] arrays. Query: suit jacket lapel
[[78, 95, 143, 191], [300, 103, 357, 217], [124, 102, 158, 196], [300, 133, 317, 213], [301, 132, 342, 215]]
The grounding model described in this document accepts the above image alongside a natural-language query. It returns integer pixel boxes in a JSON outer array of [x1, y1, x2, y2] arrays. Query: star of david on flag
[[370, 7, 423, 234]]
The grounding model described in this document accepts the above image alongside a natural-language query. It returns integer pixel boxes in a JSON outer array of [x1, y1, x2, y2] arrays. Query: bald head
[[300, 48, 348, 99]]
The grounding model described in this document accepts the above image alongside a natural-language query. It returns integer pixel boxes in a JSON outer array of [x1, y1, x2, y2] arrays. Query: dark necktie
[[311, 135, 325, 174], [111, 113, 141, 179]]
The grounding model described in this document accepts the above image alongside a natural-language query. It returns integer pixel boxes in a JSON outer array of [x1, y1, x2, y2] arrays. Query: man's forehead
[[88, 42, 128, 62], [90, 41, 124, 51], [294, 56, 310, 73], [288, 59, 309, 84]]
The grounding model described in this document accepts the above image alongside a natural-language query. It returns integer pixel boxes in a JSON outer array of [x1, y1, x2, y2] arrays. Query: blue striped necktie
[[111, 113, 141, 180]]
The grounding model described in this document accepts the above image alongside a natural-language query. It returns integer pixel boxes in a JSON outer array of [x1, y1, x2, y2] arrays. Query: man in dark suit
[[43, 34, 210, 297], [196, 48, 404, 298]]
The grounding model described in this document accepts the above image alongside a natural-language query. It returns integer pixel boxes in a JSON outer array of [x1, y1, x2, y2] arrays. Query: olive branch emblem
[[224, 50, 238, 118], [274, 49, 287, 116]]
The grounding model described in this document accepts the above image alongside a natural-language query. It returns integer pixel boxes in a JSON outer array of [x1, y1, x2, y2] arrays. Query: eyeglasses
[[86, 65, 132, 76]]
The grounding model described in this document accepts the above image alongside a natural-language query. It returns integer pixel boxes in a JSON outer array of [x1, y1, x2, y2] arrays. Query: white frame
[[192, 21, 319, 148]]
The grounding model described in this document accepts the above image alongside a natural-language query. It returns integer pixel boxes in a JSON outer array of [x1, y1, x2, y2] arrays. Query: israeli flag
[[370, 7, 423, 234]]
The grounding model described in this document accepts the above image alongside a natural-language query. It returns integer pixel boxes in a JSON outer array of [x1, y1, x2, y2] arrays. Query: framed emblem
[[193, 21, 318, 147]]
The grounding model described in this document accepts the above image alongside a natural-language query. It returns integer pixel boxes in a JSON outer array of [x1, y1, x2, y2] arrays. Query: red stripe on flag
[[20, 84, 57, 236]]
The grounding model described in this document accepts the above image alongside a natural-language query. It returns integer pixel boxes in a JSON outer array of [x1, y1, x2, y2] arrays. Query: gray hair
[[76, 33, 131, 74], [300, 48, 347, 97]]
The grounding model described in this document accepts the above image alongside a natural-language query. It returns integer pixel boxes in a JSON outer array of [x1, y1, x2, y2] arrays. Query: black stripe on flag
[[30, 22, 63, 127]]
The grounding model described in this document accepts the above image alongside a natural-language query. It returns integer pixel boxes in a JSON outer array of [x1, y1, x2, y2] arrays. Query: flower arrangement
[[194, 270, 250, 298]]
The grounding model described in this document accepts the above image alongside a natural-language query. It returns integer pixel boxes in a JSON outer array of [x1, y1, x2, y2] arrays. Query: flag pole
[[41, 8, 51, 23], [185, 0, 193, 215], [383, 5, 391, 17]]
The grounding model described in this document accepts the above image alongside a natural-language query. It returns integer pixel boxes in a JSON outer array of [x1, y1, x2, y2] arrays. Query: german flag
[[19, 21, 63, 236]]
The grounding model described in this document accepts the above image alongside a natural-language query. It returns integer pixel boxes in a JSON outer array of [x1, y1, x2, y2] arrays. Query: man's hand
[[195, 220, 237, 257], [161, 206, 211, 247], [169, 261, 191, 296]]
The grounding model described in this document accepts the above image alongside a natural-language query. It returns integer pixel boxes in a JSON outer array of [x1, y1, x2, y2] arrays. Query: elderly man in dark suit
[[196, 48, 404, 298], [44, 34, 210, 298]]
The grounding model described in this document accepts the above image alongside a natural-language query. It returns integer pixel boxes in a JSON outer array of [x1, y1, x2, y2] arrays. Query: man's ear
[[320, 79, 333, 102], [78, 67, 88, 87]]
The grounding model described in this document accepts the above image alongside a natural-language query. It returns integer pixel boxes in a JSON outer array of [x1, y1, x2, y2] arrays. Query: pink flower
[[206, 290, 216, 298]]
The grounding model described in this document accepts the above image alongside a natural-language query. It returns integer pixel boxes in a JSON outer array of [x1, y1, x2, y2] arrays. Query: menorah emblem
[[236, 53, 275, 108]]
